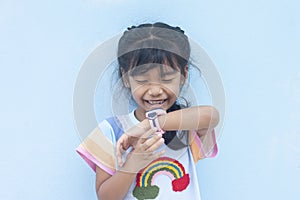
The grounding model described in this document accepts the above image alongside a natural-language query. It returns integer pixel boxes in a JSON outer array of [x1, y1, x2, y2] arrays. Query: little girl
[[77, 22, 219, 200]]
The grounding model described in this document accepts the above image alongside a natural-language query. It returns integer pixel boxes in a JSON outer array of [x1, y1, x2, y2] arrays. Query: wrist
[[157, 114, 167, 130], [145, 108, 166, 133], [140, 119, 151, 130], [118, 164, 139, 176], [119, 155, 147, 174]]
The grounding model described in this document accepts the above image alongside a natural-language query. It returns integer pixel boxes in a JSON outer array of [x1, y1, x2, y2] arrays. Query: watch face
[[147, 112, 157, 119]]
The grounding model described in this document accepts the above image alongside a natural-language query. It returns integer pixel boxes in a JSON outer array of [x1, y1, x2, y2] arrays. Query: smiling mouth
[[145, 99, 167, 105]]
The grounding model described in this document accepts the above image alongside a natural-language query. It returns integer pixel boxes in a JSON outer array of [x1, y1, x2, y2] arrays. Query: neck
[[134, 108, 146, 122]]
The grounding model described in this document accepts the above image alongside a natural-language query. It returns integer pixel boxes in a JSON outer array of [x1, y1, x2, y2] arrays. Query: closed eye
[[161, 78, 174, 83], [135, 80, 148, 84]]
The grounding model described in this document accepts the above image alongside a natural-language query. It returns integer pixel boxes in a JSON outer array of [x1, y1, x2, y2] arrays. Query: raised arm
[[157, 105, 219, 132], [116, 106, 219, 167]]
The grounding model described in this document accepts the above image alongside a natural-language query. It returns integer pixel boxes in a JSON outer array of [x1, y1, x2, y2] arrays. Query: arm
[[97, 129, 165, 200], [158, 106, 219, 158], [157, 105, 219, 132], [134, 106, 219, 137], [120, 106, 219, 137], [116, 106, 219, 166], [96, 167, 136, 200]]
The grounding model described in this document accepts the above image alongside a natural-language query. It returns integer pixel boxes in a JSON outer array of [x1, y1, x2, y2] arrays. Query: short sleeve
[[189, 129, 218, 163], [76, 120, 117, 175]]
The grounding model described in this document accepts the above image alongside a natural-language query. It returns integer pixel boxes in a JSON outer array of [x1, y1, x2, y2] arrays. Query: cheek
[[165, 82, 181, 95], [130, 86, 144, 99]]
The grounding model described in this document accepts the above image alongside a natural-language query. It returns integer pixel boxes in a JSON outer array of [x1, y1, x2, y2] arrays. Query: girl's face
[[123, 64, 187, 121]]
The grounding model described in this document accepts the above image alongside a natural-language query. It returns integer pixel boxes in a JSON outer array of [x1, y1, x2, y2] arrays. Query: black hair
[[117, 22, 190, 77]]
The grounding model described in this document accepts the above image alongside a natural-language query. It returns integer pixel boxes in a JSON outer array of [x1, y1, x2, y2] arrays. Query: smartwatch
[[145, 108, 167, 133]]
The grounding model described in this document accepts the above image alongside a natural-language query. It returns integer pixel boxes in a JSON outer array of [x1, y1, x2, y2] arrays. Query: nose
[[148, 84, 163, 96]]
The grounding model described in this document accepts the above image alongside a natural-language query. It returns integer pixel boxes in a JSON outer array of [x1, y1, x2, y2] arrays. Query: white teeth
[[148, 100, 165, 105]]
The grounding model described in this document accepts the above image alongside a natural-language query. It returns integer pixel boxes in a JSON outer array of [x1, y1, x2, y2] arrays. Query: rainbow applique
[[133, 157, 190, 200]]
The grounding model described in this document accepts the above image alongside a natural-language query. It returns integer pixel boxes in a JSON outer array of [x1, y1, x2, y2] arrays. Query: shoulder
[[98, 111, 138, 141], [101, 114, 131, 141]]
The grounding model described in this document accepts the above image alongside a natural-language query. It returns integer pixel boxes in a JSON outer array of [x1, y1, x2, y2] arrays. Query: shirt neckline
[[129, 110, 140, 125]]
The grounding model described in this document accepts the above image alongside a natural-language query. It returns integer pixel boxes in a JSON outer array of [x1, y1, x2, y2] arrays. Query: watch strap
[[146, 108, 166, 133]]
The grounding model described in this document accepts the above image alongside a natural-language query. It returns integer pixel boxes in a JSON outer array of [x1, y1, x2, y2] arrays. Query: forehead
[[129, 64, 180, 77]]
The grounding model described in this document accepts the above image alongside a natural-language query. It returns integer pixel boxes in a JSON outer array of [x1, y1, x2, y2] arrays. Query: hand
[[116, 120, 152, 166], [116, 133, 137, 167], [117, 128, 165, 173]]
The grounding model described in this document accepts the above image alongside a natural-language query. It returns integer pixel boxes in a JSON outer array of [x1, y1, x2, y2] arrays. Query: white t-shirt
[[76, 110, 218, 200]]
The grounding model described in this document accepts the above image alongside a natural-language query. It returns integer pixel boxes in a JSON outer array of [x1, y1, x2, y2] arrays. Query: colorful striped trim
[[190, 129, 218, 163], [76, 145, 115, 175]]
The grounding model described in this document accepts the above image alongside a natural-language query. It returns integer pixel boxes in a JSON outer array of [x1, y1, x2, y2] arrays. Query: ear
[[123, 79, 130, 88], [181, 65, 189, 85], [121, 68, 130, 88]]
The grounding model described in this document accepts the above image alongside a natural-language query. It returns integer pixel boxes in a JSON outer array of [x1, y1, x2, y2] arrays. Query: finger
[[117, 146, 127, 167], [144, 137, 165, 153], [140, 127, 158, 139], [116, 135, 128, 166], [141, 133, 163, 151], [116, 144, 123, 167], [136, 128, 158, 146]]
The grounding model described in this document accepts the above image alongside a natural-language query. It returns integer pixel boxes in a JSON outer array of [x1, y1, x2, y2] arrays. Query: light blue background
[[1, 0, 299, 199]]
